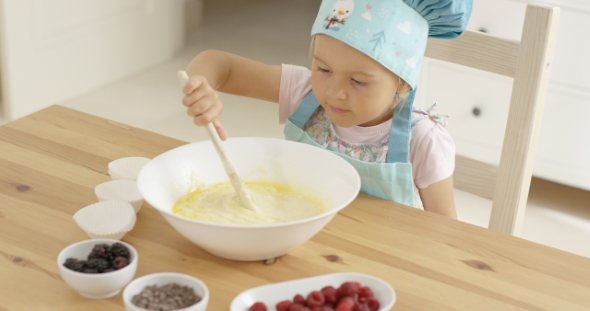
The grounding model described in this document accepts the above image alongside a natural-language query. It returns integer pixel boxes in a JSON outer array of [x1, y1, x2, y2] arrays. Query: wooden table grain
[[1, 105, 589, 311]]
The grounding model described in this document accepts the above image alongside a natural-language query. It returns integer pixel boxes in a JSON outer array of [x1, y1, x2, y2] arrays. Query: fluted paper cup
[[74, 200, 136, 240], [95, 180, 144, 213], [108, 157, 151, 181]]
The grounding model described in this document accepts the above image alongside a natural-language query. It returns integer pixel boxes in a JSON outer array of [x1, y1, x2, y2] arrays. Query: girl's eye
[[318, 67, 330, 73], [352, 78, 367, 86]]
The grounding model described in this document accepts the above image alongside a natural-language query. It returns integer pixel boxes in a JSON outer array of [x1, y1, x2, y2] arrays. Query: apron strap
[[386, 88, 416, 164], [287, 92, 320, 128]]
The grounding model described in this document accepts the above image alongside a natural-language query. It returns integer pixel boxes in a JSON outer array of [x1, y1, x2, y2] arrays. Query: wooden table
[[1, 105, 589, 311]]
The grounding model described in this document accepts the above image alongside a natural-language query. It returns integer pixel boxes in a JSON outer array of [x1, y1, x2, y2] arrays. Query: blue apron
[[284, 90, 417, 207]]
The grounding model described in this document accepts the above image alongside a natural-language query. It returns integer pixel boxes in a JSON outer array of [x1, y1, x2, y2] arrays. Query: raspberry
[[249, 302, 267, 311], [335, 304, 353, 311], [337, 282, 361, 298], [352, 303, 370, 311], [366, 298, 380, 311], [276, 300, 293, 311], [289, 303, 310, 311], [307, 290, 325, 307], [359, 286, 373, 299], [336, 296, 355, 311], [293, 294, 306, 305], [271, 281, 377, 311], [321, 286, 338, 304]]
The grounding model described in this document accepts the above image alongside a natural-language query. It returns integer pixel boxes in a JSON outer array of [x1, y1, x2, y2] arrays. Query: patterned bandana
[[311, 0, 473, 90]]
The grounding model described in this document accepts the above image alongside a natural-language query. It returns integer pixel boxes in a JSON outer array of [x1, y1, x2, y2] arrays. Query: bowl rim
[[122, 272, 210, 310], [137, 137, 361, 229], [57, 239, 138, 277]]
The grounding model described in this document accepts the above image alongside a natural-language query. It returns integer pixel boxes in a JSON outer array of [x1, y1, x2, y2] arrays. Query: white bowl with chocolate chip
[[123, 272, 209, 311]]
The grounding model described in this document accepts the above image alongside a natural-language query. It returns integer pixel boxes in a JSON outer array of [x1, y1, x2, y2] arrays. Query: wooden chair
[[424, 4, 560, 236]]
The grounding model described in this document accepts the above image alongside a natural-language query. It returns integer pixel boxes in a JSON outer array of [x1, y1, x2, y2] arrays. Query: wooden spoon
[[177, 70, 259, 213]]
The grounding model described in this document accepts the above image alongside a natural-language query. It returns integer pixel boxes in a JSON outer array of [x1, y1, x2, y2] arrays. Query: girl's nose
[[326, 79, 347, 100]]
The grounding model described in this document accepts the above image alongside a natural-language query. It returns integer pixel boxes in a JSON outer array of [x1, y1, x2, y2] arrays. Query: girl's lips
[[329, 105, 349, 114]]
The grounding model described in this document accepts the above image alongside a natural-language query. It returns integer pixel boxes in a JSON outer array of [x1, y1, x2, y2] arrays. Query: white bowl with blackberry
[[123, 272, 209, 311], [57, 239, 138, 299]]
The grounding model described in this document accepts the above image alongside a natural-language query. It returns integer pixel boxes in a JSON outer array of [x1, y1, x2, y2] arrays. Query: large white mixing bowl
[[136, 137, 360, 261]]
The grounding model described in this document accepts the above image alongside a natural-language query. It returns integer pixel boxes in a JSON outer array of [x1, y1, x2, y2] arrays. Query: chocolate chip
[[131, 283, 201, 311]]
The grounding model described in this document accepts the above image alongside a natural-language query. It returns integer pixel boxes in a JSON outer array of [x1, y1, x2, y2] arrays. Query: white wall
[[0, 0, 186, 121]]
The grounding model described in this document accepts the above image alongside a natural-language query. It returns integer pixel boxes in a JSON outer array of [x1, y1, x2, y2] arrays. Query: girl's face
[[311, 34, 402, 128]]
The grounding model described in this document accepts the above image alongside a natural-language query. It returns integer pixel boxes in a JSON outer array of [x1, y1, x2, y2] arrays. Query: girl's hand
[[181, 75, 228, 140]]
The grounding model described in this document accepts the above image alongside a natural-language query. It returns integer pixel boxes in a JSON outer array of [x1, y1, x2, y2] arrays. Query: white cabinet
[[0, 0, 185, 121], [416, 0, 590, 191]]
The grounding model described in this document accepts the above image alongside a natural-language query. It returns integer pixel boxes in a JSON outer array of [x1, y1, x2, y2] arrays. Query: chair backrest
[[424, 4, 560, 236]]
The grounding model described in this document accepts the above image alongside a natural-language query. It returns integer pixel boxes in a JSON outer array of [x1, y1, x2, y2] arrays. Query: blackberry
[[63, 258, 86, 272], [83, 268, 99, 274], [86, 258, 111, 272], [88, 243, 111, 260], [64, 242, 131, 274], [109, 242, 130, 259], [112, 256, 129, 270]]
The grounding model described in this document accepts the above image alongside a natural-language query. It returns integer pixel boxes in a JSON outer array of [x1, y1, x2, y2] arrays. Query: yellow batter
[[172, 181, 327, 224]]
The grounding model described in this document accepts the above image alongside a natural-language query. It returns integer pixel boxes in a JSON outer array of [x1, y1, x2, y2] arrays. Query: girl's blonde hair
[[309, 36, 411, 111]]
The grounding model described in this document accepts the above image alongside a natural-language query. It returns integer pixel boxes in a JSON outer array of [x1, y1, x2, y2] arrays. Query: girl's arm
[[186, 50, 282, 102], [418, 176, 458, 219], [182, 50, 282, 139]]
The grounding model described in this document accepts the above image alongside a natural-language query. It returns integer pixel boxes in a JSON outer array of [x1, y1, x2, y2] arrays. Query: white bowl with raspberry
[[230, 272, 395, 311], [137, 137, 361, 261], [57, 239, 138, 299]]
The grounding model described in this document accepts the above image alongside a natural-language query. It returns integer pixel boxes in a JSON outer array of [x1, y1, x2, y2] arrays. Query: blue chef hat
[[311, 0, 473, 90]]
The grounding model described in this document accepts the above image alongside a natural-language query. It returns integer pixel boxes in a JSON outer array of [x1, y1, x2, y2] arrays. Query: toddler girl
[[180, 0, 473, 219]]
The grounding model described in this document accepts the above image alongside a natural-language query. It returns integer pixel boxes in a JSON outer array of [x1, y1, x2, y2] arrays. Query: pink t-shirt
[[279, 64, 455, 189]]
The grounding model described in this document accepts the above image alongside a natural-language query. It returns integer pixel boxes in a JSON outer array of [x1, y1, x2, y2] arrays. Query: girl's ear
[[402, 82, 412, 96], [396, 78, 411, 97], [392, 78, 412, 109]]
